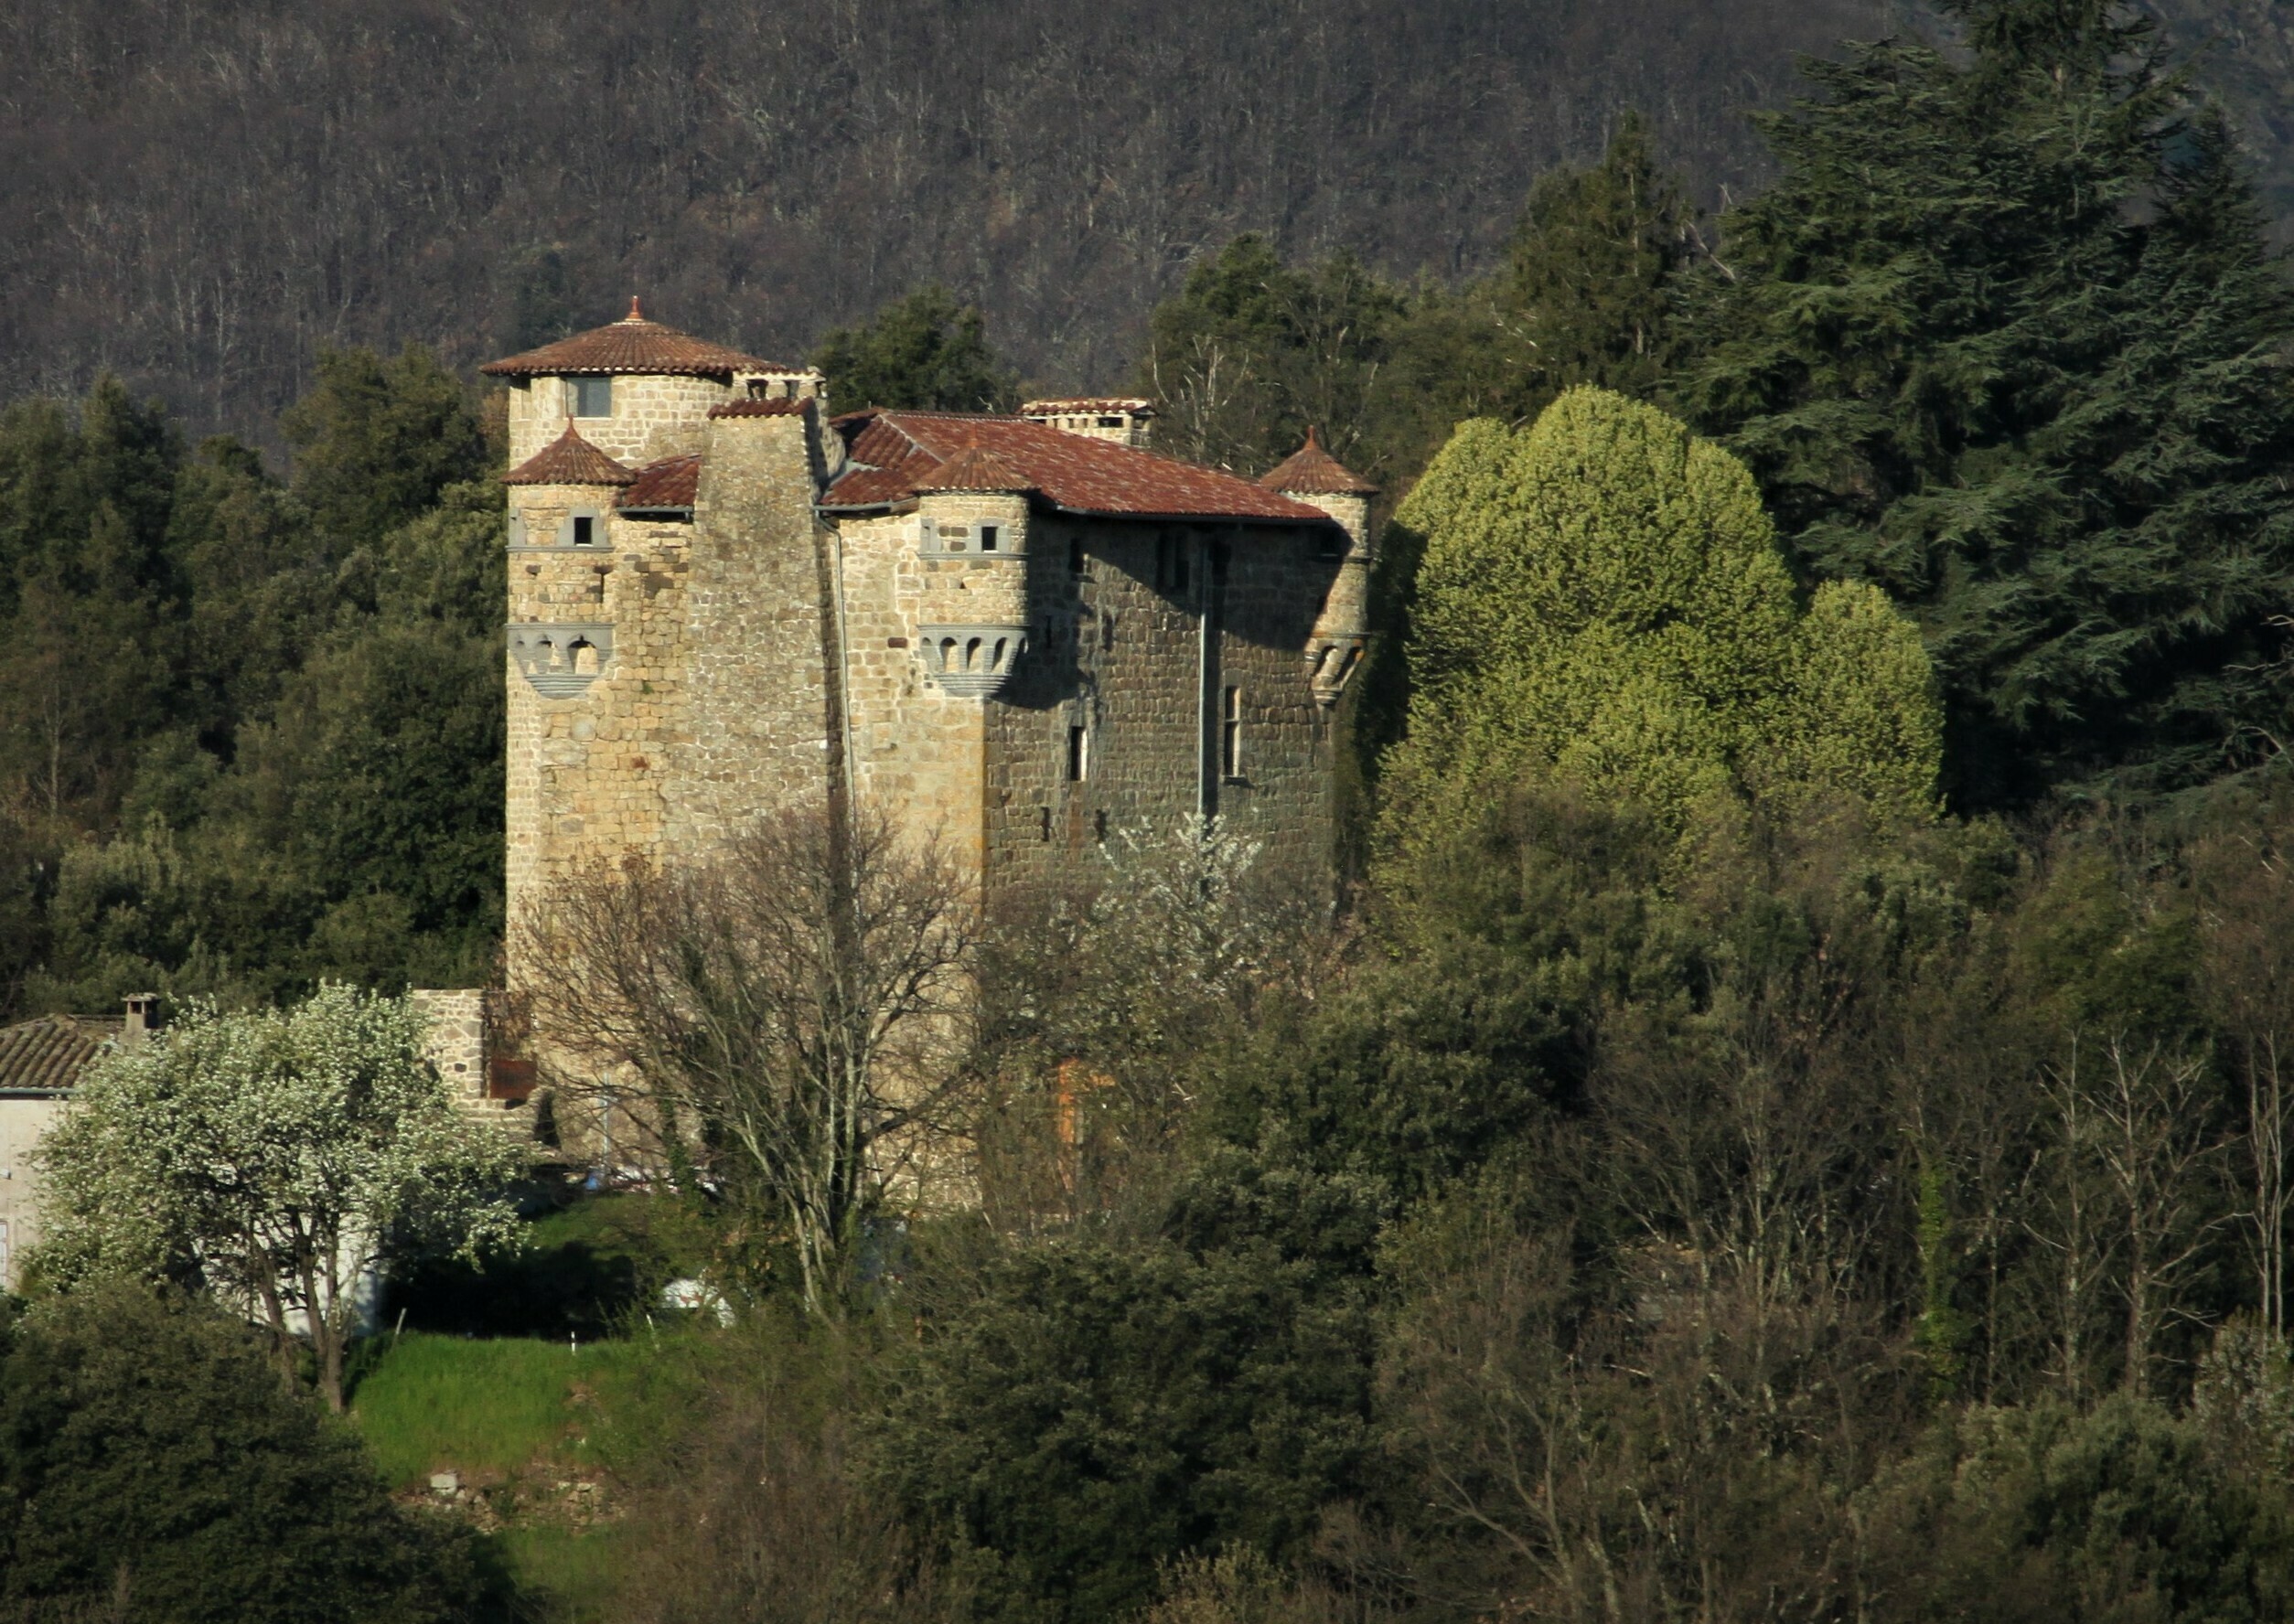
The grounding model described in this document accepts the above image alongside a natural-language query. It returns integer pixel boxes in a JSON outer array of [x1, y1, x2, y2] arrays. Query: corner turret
[[1260, 428, 1379, 706]]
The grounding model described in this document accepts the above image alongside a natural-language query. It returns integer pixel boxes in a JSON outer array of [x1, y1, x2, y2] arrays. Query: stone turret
[[483, 297, 816, 467], [911, 443, 1034, 698], [1260, 427, 1379, 706]]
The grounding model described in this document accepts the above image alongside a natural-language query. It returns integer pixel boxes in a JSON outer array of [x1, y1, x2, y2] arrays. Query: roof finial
[[627, 295, 645, 322], [1305, 424, 1323, 449]]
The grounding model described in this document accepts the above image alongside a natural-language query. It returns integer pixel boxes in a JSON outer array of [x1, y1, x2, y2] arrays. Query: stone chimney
[[122, 993, 159, 1048]]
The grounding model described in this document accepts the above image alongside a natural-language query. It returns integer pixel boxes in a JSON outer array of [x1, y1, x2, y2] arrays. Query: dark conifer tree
[[1681, 0, 2294, 807], [812, 285, 1021, 418]]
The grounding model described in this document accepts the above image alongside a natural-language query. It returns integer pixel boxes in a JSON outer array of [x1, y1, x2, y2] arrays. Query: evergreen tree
[[812, 285, 1021, 417], [279, 346, 488, 550], [1679, 0, 2294, 806], [1377, 390, 1940, 879], [1495, 112, 1696, 418], [0, 1287, 480, 1620]]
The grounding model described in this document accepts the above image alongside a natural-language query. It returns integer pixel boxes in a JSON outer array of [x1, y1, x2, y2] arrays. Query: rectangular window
[[1068, 538, 1085, 575], [571, 515, 596, 547], [1067, 725, 1088, 783], [1318, 527, 1343, 561], [1221, 686, 1243, 779], [979, 524, 1000, 552], [573, 376, 613, 417]]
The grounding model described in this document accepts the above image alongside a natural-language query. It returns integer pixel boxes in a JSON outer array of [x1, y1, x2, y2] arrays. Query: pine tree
[[1495, 112, 1696, 418], [1679, 0, 2294, 807]]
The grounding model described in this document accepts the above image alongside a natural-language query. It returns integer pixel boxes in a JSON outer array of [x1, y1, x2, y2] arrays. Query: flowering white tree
[[34, 984, 526, 1409]]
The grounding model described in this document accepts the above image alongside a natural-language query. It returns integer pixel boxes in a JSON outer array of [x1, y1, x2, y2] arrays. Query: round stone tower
[[1259, 427, 1380, 705]]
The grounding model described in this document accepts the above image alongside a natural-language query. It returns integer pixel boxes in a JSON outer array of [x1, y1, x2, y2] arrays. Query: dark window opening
[[1094, 809, 1108, 842], [1098, 415, 1124, 428], [1038, 807, 1051, 842], [1068, 538, 1084, 574], [1172, 540, 1190, 595], [573, 377, 612, 417], [1067, 725, 1088, 783], [1319, 527, 1343, 561], [1221, 686, 1243, 779], [572, 515, 596, 547], [980, 524, 1000, 552]]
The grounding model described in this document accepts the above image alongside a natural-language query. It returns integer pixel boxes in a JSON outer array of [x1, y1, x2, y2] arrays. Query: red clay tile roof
[[914, 443, 1034, 493], [706, 397, 816, 418], [1021, 398, 1156, 415], [0, 1016, 118, 1093], [822, 411, 1330, 522], [504, 422, 638, 486], [619, 454, 702, 510], [1259, 426, 1379, 496], [482, 299, 790, 378]]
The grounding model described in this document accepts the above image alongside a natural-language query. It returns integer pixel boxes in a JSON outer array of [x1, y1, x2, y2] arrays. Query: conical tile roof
[[503, 422, 638, 486], [482, 298, 789, 378], [1258, 426, 1378, 496]]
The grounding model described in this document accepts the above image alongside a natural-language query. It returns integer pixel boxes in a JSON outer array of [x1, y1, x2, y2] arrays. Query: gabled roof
[[482, 299, 791, 378], [1259, 426, 1379, 497], [504, 422, 638, 486], [821, 411, 1330, 522], [619, 454, 702, 510], [0, 1016, 118, 1095], [914, 443, 1034, 494]]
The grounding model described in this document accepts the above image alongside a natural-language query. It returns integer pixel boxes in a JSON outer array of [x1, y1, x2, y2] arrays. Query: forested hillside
[[0, 0, 1915, 437]]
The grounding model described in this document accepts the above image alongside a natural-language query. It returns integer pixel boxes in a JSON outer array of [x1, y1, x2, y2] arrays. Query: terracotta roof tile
[[0, 1016, 117, 1094], [707, 397, 815, 418], [1259, 426, 1379, 496], [822, 411, 1329, 522], [504, 422, 638, 486], [619, 454, 702, 510], [914, 443, 1034, 493], [482, 299, 791, 378]]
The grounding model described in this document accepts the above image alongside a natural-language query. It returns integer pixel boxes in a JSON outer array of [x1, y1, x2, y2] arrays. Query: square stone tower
[[487, 307, 1376, 1096]]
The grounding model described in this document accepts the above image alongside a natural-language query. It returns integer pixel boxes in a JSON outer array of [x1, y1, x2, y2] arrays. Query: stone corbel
[[916, 623, 1029, 697], [509, 623, 615, 697]]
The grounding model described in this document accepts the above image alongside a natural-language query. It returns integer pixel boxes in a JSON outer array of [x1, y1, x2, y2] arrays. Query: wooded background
[[0, 0, 1964, 437]]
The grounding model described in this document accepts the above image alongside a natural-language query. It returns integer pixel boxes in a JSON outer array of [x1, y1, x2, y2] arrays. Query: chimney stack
[[123, 994, 159, 1048]]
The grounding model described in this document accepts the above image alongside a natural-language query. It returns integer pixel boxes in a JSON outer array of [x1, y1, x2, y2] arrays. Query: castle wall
[[506, 373, 739, 467], [979, 517, 1348, 900], [662, 412, 840, 852], [505, 484, 691, 948]]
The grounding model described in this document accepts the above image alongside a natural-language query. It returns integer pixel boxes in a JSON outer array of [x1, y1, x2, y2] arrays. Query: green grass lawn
[[351, 1331, 621, 1486]]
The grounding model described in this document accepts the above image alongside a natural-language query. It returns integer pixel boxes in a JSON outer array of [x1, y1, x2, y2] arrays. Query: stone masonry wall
[[662, 412, 839, 854], [507, 373, 739, 467]]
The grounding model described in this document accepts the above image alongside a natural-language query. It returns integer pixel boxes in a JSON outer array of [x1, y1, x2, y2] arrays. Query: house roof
[[620, 454, 702, 510], [481, 299, 790, 378], [0, 1016, 119, 1095], [821, 411, 1331, 522], [503, 422, 638, 486], [1258, 426, 1379, 496], [914, 443, 1034, 494]]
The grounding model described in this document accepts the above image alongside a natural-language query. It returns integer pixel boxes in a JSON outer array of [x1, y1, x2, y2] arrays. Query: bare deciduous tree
[[523, 799, 976, 1313]]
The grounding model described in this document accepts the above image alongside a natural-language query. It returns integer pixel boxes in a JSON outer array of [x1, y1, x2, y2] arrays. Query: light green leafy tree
[[1377, 389, 1940, 877], [33, 985, 525, 1410]]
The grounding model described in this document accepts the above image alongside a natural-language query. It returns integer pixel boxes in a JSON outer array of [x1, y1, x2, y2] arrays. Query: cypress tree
[[1680, 0, 2294, 807]]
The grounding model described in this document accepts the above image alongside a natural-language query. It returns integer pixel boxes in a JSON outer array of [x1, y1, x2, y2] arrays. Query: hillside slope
[[0, 0, 2281, 442]]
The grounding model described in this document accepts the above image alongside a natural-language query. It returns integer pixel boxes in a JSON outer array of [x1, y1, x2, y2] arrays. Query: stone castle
[[484, 301, 1377, 1010]]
